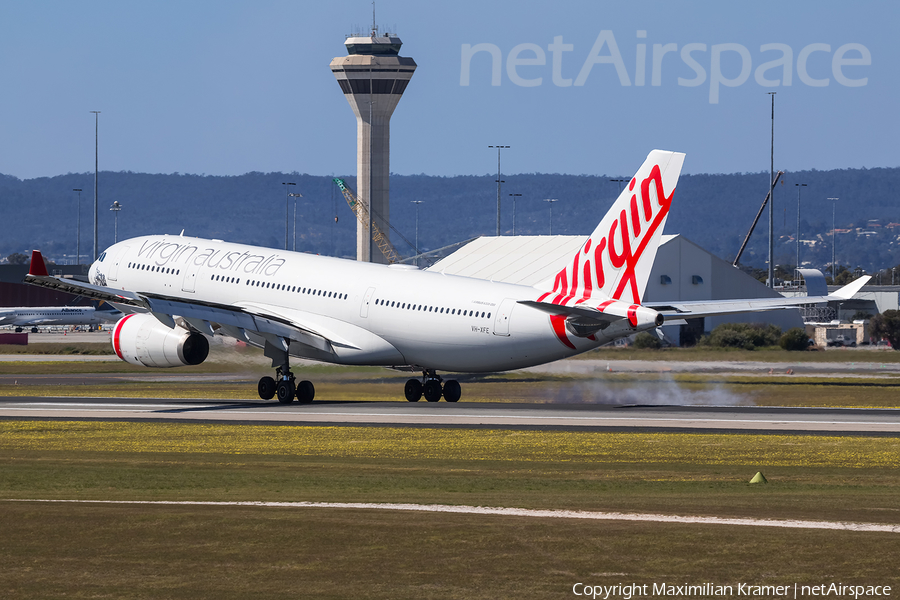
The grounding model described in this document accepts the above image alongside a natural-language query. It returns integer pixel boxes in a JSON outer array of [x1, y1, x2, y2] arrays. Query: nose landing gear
[[405, 370, 461, 403]]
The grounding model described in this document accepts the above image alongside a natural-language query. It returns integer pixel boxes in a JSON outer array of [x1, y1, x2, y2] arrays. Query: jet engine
[[111, 313, 209, 368]]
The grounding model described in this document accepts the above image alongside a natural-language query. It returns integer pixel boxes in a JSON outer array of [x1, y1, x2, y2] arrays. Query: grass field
[[2, 344, 899, 597], [1, 422, 898, 598]]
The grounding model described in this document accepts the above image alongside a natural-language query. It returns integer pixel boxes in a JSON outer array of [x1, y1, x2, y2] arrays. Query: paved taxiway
[[1, 396, 898, 435]]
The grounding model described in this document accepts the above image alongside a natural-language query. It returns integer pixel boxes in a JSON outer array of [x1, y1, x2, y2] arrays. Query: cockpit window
[[98, 252, 107, 262]]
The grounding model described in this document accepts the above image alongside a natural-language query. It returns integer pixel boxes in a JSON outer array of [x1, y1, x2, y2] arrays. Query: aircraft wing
[[645, 276, 870, 320], [24, 251, 147, 308]]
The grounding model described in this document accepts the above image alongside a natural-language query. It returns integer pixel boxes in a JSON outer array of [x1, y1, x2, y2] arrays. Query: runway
[[1, 396, 898, 435]]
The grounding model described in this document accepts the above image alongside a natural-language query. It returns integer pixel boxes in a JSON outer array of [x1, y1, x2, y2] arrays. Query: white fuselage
[[89, 235, 622, 372]]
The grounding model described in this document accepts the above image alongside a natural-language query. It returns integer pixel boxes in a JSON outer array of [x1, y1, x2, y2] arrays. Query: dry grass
[[2, 421, 899, 597], [2, 501, 898, 600]]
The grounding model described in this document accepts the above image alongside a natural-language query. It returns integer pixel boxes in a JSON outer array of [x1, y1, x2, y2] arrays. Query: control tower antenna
[[331, 20, 416, 263]]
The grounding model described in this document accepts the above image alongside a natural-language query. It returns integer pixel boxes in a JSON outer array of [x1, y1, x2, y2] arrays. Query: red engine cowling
[[112, 313, 209, 368]]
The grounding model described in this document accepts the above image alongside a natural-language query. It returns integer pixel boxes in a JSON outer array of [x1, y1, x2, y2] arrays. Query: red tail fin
[[28, 250, 49, 277], [537, 150, 685, 306]]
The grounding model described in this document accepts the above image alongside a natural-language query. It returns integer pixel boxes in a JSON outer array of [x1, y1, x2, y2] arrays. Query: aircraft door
[[492, 298, 517, 336], [182, 260, 202, 293], [107, 246, 130, 282], [360, 287, 376, 318]]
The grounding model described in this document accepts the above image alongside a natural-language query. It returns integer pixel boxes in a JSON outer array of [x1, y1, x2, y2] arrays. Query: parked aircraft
[[0, 301, 121, 332], [24, 150, 869, 403]]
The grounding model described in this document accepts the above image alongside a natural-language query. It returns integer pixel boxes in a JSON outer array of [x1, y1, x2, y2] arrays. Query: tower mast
[[331, 25, 416, 263]]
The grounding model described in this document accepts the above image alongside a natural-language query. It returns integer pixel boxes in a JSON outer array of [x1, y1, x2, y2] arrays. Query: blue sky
[[1, 0, 897, 180]]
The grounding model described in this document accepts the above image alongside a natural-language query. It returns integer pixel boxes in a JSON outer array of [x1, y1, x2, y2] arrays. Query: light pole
[[73, 189, 82, 264], [795, 183, 807, 279], [544, 198, 558, 235], [828, 197, 839, 283], [411, 200, 423, 267], [109, 201, 122, 243], [489, 145, 509, 236], [767, 92, 776, 288], [90, 110, 100, 261], [610, 178, 626, 199], [282, 182, 296, 251], [509, 193, 521, 235], [288, 193, 302, 252]]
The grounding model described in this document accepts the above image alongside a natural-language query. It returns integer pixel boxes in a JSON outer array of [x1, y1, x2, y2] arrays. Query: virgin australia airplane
[[24, 150, 868, 403]]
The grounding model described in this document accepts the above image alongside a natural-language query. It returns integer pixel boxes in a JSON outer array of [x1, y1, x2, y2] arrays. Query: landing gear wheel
[[443, 380, 461, 403], [296, 380, 315, 404], [276, 379, 295, 404], [30, 327, 38, 333], [423, 380, 442, 402], [405, 379, 423, 402], [258, 376, 276, 400]]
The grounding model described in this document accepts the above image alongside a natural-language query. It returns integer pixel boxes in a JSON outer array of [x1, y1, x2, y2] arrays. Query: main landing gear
[[404, 369, 461, 403], [258, 367, 316, 404], [257, 339, 315, 404]]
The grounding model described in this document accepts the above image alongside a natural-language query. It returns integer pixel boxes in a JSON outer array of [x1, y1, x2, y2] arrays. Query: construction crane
[[333, 178, 402, 264], [733, 171, 784, 267]]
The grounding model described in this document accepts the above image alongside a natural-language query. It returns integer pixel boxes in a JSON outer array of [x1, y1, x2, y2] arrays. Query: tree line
[[1, 165, 898, 277]]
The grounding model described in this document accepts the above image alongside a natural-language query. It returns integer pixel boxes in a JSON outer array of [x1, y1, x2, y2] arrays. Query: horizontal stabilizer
[[647, 276, 871, 320], [518, 300, 622, 323], [519, 298, 664, 331]]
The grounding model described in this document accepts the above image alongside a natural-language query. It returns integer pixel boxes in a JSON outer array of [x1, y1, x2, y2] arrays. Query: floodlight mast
[[767, 92, 775, 288], [72, 189, 82, 264], [828, 197, 839, 282], [795, 183, 807, 279], [489, 145, 509, 236], [90, 111, 100, 261]]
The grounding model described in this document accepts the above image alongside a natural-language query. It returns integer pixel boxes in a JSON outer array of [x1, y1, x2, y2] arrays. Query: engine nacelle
[[112, 313, 209, 368]]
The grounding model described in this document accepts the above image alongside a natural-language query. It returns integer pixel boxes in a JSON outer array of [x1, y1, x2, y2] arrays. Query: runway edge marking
[[5, 499, 898, 533]]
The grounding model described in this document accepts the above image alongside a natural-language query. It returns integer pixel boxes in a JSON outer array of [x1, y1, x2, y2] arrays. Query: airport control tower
[[331, 29, 416, 263]]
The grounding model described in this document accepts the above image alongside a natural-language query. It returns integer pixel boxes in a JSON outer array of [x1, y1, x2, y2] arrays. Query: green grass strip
[[2, 421, 897, 468]]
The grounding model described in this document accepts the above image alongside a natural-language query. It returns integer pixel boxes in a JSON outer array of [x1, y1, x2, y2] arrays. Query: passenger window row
[[129, 262, 181, 275], [245, 279, 348, 300], [374, 298, 490, 319], [210, 274, 240, 284]]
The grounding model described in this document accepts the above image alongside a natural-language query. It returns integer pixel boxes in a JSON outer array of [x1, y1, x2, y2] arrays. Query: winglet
[[28, 250, 49, 277], [832, 275, 870, 300]]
